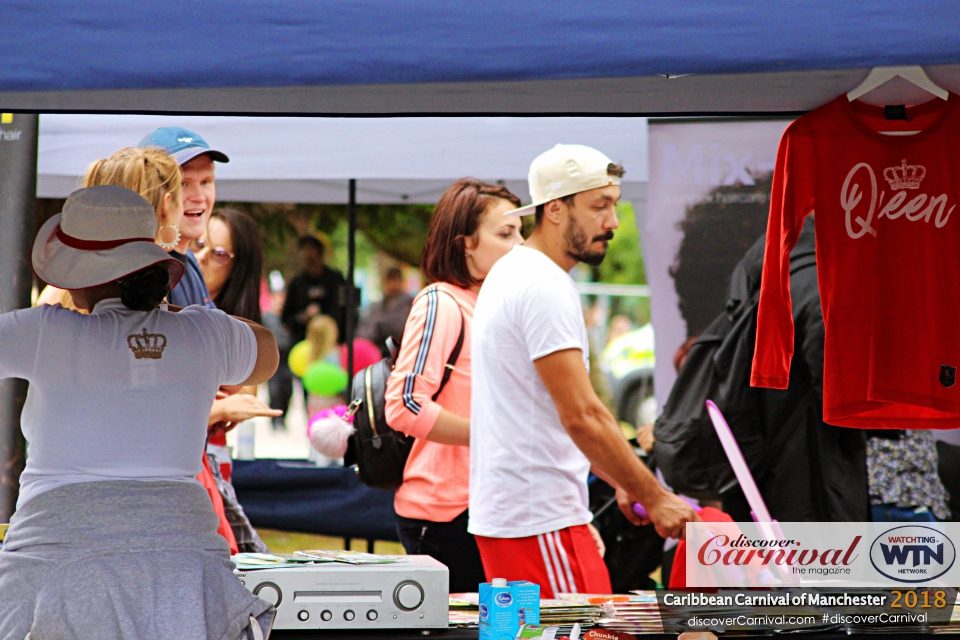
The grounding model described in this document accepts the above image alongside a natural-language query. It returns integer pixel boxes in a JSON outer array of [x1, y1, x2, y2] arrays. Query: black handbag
[[346, 288, 464, 490]]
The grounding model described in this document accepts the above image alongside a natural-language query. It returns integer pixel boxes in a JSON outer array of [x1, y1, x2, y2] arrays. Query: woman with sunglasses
[[193, 208, 264, 323], [192, 208, 273, 550]]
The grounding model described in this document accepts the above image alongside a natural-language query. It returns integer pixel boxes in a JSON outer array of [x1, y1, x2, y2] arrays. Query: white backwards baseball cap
[[32, 185, 185, 290], [508, 144, 623, 217]]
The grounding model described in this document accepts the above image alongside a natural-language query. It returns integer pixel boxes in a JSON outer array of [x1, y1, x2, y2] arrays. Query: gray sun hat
[[32, 185, 185, 290]]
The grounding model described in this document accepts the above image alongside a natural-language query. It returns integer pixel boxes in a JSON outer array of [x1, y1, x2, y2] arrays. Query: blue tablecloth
[[232, 460, 398, 542]]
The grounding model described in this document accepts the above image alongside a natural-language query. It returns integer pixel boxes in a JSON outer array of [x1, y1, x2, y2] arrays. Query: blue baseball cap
[[138, 127, 229, 165]]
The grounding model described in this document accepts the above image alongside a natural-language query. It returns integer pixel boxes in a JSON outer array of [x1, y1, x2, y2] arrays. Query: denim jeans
[[871, 504, 938, 522]]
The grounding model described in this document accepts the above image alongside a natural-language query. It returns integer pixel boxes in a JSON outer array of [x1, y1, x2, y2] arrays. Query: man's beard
[[564, 214, 614, 267]]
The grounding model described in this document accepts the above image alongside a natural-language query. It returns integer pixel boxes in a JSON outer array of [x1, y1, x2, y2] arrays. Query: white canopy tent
[[34, 115, 652, 411], [37, 115, 649, 205]]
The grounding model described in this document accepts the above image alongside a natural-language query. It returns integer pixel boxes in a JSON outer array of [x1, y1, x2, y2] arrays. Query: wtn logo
[[870, 526, 956, 584], [880, 542, 944, 566]]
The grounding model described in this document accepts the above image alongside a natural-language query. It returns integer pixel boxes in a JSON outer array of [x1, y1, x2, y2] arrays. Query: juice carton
[[479, 578, 541, 640]]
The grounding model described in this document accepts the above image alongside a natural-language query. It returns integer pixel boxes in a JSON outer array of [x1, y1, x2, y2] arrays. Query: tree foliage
[[38, 196, 646, 291], [222, 202, 432, 274], [598, 201, 646, 285]]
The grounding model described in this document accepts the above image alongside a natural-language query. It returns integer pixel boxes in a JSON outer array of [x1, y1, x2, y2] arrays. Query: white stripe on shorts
[[544, 531, 570, 594], [537, 534, 560, 596], [551, 530, 578, 594]]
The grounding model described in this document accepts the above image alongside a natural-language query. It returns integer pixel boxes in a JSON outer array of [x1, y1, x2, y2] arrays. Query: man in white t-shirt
[[469, 144, 699, 596]]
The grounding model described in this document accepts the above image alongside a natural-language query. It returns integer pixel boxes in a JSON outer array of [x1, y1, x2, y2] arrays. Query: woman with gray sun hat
[[0, 185, 279, 639]]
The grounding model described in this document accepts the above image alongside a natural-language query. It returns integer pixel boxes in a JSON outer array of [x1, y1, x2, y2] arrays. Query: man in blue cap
[[139, 127, 278, 554], [139, 127, 229, 309]]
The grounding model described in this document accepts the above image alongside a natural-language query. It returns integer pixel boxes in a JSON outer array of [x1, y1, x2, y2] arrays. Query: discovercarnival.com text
[[687, 615, 817, 628], [687, 613, 927, 629]]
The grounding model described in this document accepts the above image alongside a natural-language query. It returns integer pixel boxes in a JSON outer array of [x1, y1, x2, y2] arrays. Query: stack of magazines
[[232, 550, 402, 571], [448, 593, 481, 628], [933, 594, 960, 634], [559, 593, 663, 634], [447, 593, 602, 634], [294, 550, 402, 564], [539, 598, 603, 636]]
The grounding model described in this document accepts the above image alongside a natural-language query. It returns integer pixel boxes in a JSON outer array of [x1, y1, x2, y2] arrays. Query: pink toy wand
[[633, 401, 775, 525], [704, 399, 774, 524]]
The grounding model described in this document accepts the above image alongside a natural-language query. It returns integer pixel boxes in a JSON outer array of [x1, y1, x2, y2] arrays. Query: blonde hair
[[82, 147, 182, 225], [47, 147, 183, 314], [306, 315, 339, 363]]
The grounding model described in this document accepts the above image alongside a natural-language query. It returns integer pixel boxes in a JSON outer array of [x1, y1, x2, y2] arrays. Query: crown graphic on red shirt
[[883, 159, 926, 190]]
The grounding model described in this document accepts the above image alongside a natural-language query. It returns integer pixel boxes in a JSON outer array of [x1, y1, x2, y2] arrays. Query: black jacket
[[281, 268, 348, 345], [723, 217, 869, 521]]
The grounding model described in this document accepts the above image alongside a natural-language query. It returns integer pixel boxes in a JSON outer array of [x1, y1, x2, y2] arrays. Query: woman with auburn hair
[[384, 178, 523, 591]]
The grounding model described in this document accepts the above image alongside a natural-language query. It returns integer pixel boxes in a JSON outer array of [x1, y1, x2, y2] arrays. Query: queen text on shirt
[[842, 159, 955, 240]]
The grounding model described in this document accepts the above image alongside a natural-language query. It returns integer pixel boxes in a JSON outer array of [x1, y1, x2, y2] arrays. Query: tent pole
[[0, 113, 38, 521], [345, 179, 357, 398]]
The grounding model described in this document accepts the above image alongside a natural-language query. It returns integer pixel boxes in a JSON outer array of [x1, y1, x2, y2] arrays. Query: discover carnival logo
[[697, 533, 861, 574], [869, 525, 956, 584]]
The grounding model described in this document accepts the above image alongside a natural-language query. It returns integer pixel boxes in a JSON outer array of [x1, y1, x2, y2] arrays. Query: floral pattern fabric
[[867, 430, 950, 520]]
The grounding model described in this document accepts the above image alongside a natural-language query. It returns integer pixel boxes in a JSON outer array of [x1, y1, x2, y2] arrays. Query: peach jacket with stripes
[[385, 283, 475, 522]]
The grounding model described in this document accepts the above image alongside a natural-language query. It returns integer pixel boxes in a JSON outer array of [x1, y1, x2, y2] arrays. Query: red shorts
[[474, 525, 612, 598]]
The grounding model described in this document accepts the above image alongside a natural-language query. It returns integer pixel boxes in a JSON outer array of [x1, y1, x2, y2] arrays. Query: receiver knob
[[252, 582, 281, 607], [321, 610, 332, 622], [344, 610, 356, 621], [367, 609, 379, 621], [394, 581, 424, 611]]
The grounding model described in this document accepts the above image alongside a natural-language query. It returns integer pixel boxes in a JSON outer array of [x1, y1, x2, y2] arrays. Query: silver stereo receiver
[[236, 555, 449, 630]]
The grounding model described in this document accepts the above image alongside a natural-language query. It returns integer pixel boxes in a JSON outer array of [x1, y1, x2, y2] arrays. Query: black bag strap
[[429, 287, 465, 402], [790, 253, 817, 276]]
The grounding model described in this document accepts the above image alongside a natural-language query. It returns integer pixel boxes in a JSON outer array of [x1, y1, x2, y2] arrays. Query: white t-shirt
[[0, 299, 257, 508], [469, 246, 592, 538]]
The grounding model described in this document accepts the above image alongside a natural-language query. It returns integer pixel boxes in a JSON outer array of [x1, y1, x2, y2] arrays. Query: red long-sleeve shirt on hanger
[[752, 94, 960, 429]]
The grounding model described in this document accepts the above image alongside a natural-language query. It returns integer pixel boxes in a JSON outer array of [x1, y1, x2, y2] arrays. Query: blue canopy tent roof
[[2, 1, 959, 113]]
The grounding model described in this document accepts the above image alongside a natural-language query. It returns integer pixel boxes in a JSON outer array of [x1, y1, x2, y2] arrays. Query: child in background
[[304, 314, 344, 415]]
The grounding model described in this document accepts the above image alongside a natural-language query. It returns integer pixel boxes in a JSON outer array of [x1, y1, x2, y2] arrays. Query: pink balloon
[[340, 338, 382, 375]]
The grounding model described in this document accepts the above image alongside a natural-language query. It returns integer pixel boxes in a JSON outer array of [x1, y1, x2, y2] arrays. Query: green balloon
[[303, 360, 348, 397]]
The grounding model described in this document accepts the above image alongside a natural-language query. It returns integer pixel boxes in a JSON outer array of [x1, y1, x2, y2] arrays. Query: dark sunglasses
[[190, 237, 235, 267]]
